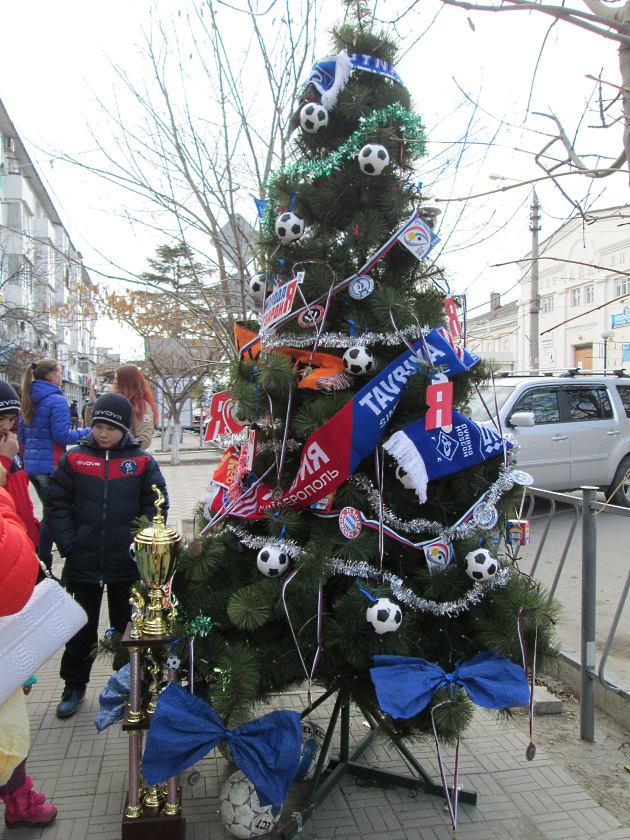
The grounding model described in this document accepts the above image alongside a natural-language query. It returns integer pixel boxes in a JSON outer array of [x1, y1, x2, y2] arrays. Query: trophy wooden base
[[121, 794, 185, 840]]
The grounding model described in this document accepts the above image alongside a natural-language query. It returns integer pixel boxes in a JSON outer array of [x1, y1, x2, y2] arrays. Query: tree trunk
[[170, 405, 182, 466]]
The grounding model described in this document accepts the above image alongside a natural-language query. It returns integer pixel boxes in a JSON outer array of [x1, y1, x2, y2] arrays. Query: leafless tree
[[387, 0, 630, 194], [55, 0, 321, 352]]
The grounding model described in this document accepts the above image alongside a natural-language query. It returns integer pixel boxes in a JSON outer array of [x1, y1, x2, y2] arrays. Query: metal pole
[[580, 486, 598, 742], [529, 191, 541, 371]]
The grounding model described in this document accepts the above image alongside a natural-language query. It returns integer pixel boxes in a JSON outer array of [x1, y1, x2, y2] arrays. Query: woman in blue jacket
[[18, 359, 90, 570]]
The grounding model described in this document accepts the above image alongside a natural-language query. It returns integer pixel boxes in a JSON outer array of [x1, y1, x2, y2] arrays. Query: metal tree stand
[[280, 687, 477, 839]]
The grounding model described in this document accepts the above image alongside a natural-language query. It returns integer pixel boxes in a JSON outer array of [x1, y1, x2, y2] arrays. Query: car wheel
[[607, 455, 630, 507]]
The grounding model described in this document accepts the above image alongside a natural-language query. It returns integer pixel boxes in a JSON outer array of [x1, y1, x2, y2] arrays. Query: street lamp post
[[601, 329, 613, 370], [488, 176, 541, 371], [529, 191, 541, 371]]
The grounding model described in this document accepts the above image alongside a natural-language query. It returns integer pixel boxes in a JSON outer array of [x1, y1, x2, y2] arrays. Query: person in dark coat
[[69, 400, 79, 430], [46, 393, 169, 719]]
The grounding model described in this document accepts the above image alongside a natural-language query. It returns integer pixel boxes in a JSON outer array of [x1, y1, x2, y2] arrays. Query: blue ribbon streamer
[[370, 650, 529, 719], [94, 664, 131, 733], [142, 683, 302, 807]]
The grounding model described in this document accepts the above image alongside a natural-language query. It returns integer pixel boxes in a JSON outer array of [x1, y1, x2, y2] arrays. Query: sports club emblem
[[424, 538, 454, 573], [349, 274, 375, 300], [205, 391, 246, 442], [339, 507, 362, 539], [397, 219, 440, 261], [120, 459, 139, 475], [436, 430, 459, 461], [298, 304, 325, 327]]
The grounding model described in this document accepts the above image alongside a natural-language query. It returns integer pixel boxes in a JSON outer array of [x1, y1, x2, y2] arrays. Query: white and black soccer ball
[[275, 212, 304, 243], [248, 273, 267, 300], [366, 597, 402, 635], [300, 102, 329, 134], [464, 548, 498, 582], [343, 345, 373, 376], [295, 719, 331, 781], [257, 545, 290, 578], [219, 771, 281, 839], [166, 654, 180, 671], [395, 465, 415, 490], [358, 143, 390, 176]]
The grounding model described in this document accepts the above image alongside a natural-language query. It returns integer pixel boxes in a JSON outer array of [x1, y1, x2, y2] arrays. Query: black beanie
[[91, 393, 132, 433], [0, 381, 20, 416]]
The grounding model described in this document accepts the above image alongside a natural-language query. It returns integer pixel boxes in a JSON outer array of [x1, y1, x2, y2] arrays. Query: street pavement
[[9, 443, 630, 839]]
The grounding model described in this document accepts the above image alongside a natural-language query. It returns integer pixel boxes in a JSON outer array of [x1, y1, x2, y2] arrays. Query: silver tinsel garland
[[351, 455, 518, 542], [227, 525, 303, 558], [259, 324, 426, 351], [332, 558, 512, 616]]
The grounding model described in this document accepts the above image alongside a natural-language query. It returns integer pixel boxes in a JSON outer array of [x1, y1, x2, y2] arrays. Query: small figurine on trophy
[[129, 586, 145, 639]]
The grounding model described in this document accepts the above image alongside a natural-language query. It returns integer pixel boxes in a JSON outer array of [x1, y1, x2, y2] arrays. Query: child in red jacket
[[0, 382, 39, 549], [0, 485, 57, 827]]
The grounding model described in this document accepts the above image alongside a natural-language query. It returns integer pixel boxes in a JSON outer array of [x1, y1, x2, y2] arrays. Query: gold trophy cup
[[133, 485, 181, 636]]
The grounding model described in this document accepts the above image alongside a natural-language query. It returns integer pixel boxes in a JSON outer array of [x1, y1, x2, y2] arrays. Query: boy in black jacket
[[47, 393, 169, 719]]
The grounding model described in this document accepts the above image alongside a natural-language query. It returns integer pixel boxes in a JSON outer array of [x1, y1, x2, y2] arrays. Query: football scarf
[[423, 327, 480, 375], [207, 338, 424, 520], [303, 52, 405, 110], [384, 410, 511, 504], [234, 323, 352, 391]]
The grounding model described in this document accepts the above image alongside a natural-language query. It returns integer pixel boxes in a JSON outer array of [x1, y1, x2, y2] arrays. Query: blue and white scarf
[[303, 52, 405, 110]]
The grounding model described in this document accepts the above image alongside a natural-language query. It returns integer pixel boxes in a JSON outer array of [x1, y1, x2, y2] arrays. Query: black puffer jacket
[[46, 432, 169, 585]]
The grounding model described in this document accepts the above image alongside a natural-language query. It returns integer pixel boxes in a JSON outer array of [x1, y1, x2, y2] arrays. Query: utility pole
[[529, 191, 541, 371]]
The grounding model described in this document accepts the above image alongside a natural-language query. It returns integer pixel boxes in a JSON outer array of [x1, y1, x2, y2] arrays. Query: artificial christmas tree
[[147, 2, 558, 833]]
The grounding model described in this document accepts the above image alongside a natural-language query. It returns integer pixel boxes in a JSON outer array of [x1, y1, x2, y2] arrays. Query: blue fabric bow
[[370, 651, 529, 719], [94, 664, 131, 733], [142, 682, 302, 808]]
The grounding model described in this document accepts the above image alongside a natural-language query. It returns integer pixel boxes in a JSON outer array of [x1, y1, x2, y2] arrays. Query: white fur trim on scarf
[[321, 52, 353, 110], [383, 430, 430, 505]]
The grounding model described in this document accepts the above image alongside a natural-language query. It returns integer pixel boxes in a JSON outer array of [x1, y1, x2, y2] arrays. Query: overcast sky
[[1, 0, 628, 356]]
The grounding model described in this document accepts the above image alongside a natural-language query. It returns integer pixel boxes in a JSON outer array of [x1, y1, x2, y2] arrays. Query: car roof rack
[[565, 368, 628, 378], [498, 368, 628, 379]]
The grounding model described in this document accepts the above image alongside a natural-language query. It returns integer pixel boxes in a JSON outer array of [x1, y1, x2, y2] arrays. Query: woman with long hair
[[113, 365, 157, 450], [18, 359, 90, 570]]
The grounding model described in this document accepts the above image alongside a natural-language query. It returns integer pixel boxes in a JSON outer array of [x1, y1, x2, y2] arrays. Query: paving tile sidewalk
[[8, 457, 629, 840]]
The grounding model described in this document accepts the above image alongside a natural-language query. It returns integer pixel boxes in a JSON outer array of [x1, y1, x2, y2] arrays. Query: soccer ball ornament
[[257, 545, 290, 577], [295, 719, 331, 781], [300, 102, 329, 134], [248, 273, 267, 300], [396, 465, 415, 490], [366, 597, 402, 635], [358, 143, 390, 176], [275, 211, 304, 242], [166, 655, 180, 671], [343, 345, 374, 376], [219, 771, 281, 839], [464, 548, 498, 582]]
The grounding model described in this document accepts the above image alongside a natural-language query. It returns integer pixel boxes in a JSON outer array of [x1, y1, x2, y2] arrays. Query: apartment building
[[0, 97, 97, 402]]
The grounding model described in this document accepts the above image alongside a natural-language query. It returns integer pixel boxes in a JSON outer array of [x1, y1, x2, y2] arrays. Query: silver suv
[[465, 371, 630, 506]]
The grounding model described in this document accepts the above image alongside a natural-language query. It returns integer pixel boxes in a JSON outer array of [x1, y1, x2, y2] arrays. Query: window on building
[[570, 287, 581, 307], [585, 285, 594, 304], [616, 277, 629, 297], [541, 295, 554, 313]]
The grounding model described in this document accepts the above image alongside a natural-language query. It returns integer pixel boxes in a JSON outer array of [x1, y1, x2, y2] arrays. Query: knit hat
[[91, 393, 132, 433], [0, 381, 20, 416]]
